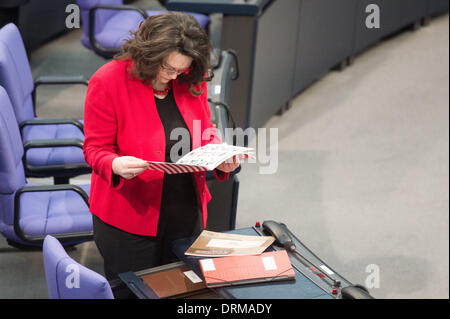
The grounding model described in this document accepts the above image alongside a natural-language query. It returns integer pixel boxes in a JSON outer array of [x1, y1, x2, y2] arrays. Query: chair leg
[[54, 176, 70, 185]]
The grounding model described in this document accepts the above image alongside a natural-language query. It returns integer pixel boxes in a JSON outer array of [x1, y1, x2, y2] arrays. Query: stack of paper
[[185, 230, 275, 257], [185, 230, 296, 288]]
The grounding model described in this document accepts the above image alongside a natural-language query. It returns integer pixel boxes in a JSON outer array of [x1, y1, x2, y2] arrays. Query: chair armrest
[[226, 49, 239, 81], [22, 138, 91, 177], [32, 75, 89, 110], [20, 118, 84, 135], [207, 99, 237, 130], [89, 4, 149, 57], [23, 138, 84, 152], [34, 75, 89, 87], [210, 47, 222, 69], [13, 184, 92, 244], [31, 75, 89, 109]]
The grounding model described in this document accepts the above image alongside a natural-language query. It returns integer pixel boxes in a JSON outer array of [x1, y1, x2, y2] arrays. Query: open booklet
[[146, 143, 255, 174], [185, 230, 275, 257]]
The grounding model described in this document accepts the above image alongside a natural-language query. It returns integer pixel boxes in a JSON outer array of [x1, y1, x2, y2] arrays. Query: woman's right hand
[[112, 156, 150, 180]]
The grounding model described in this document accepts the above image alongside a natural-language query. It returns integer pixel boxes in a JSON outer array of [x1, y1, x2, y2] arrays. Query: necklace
[[153, 81, 172, 96]]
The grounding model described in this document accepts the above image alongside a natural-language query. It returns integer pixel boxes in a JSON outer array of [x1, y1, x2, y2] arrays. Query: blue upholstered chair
[[77, 0, 210, 58], [43, 235, 114, 299], [0, 86, 92, 248], [0, 23, 91, 184]]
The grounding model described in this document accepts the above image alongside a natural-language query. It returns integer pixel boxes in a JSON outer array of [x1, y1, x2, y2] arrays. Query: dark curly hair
[[115, 12, 213, 96]]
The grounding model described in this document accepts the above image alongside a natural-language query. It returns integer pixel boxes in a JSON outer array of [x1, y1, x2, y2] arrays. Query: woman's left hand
[[216, 155, 240, 173]]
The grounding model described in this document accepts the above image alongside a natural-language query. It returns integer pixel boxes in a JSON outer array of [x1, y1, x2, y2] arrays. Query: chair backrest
[[0, 86, 26, 231], [77, 0, 124, 45], [43, 235, 114, 299], [0, 23, 35, 124]]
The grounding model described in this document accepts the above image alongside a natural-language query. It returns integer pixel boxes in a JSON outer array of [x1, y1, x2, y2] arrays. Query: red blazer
[[83, 59, 229, 236]]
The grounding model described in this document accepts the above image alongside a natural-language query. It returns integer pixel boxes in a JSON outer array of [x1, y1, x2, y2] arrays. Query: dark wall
[[293, 0, 357, 96], [18, 0, 75, 51], [353, 0, 429, 55], [428, 0, 450, 15], [249, 0, 300, 129], [0, 0, 28, 28]]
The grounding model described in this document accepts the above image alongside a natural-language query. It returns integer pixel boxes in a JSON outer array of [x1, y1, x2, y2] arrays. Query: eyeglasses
[[160, 62, 191, 76]]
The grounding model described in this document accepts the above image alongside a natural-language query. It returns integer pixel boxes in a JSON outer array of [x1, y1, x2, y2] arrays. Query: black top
[[154, 89, 202, 239]]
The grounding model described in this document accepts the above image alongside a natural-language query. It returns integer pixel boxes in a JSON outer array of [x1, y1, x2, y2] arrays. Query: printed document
[[185, 230, 275, 257]]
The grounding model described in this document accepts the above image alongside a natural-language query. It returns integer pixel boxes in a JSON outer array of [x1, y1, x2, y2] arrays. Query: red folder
[[199, 250, 295, 287]]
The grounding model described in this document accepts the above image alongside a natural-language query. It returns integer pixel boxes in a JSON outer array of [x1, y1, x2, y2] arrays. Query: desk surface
[[166, 0, 273, 16], [216, 228, 331, 299], [115, 226, 352, 299], [172, 227, 352, 299]]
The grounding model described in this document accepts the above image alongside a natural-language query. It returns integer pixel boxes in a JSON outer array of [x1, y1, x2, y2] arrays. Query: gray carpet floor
[[0, 4, 448, 299]]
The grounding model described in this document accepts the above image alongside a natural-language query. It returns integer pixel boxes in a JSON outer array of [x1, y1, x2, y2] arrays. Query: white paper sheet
[[176, 143, 255, 170]]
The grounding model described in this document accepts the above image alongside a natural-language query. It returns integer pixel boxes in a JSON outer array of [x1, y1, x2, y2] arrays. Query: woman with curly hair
[[83, 12, 239, 287]]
